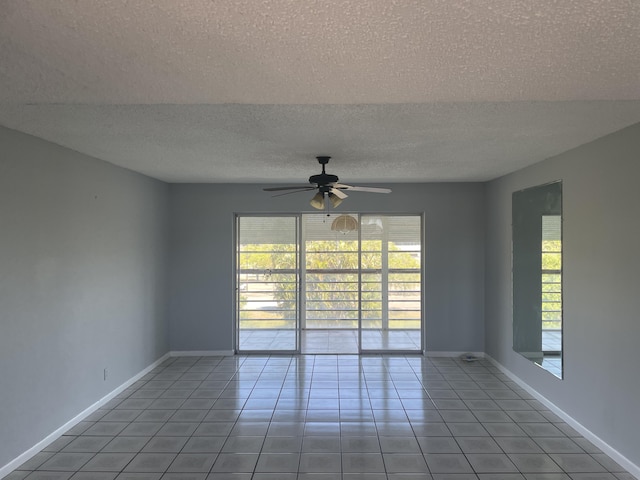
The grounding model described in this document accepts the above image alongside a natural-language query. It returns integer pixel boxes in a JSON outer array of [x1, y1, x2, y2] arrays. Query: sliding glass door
[[235, 213, 423, 353], [236, 215, 299, 352], [302, 214, 361, 353], [359, 215, 423, 352]]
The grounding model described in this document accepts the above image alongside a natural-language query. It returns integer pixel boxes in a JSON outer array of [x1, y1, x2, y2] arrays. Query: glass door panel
[[359, 215, 423, 352], [302, 214, 360, 353], [236, 215, 299, 352], [236, 213, 423, 354]]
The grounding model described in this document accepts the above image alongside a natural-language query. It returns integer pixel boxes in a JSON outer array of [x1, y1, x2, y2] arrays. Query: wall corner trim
[[0, 352, 171, 479], [486, 355, 640, 479]]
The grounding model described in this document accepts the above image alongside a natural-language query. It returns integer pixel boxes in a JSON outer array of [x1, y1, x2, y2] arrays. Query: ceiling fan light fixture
[[310, 192, 325, 210], [328, 192, 343, 208]]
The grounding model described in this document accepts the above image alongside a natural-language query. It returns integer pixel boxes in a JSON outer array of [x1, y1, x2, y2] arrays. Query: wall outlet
[[103, 368, 108, 381]]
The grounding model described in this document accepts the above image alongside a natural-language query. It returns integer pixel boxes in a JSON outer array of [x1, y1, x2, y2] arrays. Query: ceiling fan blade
[[334, 183, 392, 194], [329, 187, 348, 199], [263, 185, 313, 192], [271, 188, 317, 197]]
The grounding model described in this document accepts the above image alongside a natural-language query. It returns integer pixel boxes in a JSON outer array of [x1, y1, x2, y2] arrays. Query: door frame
[[234, 212, 424, 354], [234, 213, 301, 354], [357, 213, 424, 354]]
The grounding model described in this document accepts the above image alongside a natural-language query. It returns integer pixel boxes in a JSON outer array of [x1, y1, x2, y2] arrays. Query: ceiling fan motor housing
[[309, 173, 339, 186], [309, 156, 338, 186]]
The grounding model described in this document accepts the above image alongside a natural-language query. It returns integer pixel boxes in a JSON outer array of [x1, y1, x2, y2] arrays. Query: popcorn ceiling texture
[[0, 1, 639, 182], [2, 102, 639, 183], [1, 0, 638, 104]]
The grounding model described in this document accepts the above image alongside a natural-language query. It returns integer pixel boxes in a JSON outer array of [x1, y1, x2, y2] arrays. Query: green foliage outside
[[239, 240, 421, 329]]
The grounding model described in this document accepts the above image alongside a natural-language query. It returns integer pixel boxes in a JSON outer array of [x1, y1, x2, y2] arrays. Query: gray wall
[[485, 122, 640, 465], [168, 183, 485, 353], [0, 127, 169, 467], [5, 113, 638, 468]]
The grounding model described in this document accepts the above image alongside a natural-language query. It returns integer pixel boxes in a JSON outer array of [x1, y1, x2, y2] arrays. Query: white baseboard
[[5, 351, 636, 480], [486, 355, 640, 480], [0, 352, 171, 479], [169, 350, 234, 357]]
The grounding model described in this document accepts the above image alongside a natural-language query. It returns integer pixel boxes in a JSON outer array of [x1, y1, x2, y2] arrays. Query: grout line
[[0, 352, 172, 479], [485, 354, 640, 479], [4, 355, 638, 479]]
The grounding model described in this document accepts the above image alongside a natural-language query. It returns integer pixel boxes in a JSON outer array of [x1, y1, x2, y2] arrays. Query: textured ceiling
[[1, 0, 639, 183], [2, 102, 640, 183]]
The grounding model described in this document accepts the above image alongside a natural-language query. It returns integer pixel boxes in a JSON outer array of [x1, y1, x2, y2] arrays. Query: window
[[236, 213, 423, 353]]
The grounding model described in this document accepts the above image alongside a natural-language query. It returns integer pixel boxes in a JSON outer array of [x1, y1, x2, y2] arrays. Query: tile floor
[[6, 355, 634, 480], [239, 329, 422, 353], [302, 329, 359, 353]]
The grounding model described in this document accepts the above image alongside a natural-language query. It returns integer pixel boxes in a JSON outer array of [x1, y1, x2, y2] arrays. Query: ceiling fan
[[263, 156, 392, 209]]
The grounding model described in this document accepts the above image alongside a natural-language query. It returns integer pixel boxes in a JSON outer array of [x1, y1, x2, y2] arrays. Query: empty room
[[1, 1, 640, 479]]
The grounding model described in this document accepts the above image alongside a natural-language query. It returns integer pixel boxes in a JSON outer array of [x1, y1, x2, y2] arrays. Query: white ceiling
[[1, 0, 639, 183]]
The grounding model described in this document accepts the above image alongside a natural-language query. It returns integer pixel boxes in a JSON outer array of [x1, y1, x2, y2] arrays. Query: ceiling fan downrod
[[309, 156, 338, 186]]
